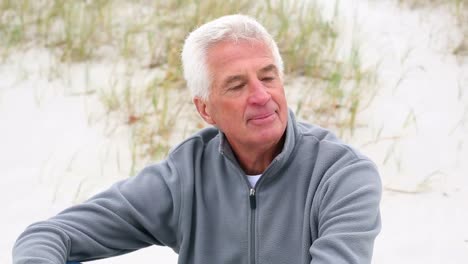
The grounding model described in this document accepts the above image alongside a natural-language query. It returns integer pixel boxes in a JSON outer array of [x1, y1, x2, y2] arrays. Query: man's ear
[[193, 97, 216, 125]]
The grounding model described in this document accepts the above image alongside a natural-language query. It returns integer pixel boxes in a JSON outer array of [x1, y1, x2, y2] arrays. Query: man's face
[[194, 40, 288, 153]]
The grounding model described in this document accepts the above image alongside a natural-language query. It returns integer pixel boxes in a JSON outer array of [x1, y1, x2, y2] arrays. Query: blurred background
[[1, 0, 467, 263]]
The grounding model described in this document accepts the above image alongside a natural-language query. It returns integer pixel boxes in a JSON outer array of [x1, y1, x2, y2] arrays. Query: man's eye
[[229, 84, 244, 90], [262, 77, 274, 82]]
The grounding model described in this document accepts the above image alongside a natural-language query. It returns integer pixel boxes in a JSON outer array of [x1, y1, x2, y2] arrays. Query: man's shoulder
[[296, 121, 369, 162], [168, 126, 220, 157], [294, 121, 380, 189]]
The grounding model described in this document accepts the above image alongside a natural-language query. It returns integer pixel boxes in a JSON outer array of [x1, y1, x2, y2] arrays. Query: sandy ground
[[1, 0, 467, 263]]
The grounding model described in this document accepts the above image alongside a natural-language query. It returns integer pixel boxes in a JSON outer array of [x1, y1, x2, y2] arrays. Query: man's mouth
[[248, 111, 277, 125]]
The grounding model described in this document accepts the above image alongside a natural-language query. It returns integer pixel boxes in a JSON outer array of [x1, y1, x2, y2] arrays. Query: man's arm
[[310, 159, 382, 264], [13, 160, 181, 264]]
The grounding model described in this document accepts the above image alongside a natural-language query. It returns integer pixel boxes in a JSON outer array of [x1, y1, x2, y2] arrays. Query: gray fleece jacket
[[13, 110, 381, 264]]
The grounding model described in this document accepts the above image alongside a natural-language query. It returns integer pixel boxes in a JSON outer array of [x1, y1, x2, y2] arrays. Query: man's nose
[[247, 79, 271, 105]]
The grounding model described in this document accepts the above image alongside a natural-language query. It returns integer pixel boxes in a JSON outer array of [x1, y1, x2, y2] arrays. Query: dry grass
[[0, 0, 378, 169]]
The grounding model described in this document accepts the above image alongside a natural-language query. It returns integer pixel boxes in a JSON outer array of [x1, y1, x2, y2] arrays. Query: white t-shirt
[[246, 174, 262, 188]]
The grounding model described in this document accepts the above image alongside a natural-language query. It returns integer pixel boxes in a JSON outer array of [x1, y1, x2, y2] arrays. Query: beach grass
[[0, 0, 378, 168]]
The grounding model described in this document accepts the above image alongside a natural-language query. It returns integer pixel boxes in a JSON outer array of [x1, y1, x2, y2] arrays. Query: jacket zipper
[[249, 188, 256, 264]]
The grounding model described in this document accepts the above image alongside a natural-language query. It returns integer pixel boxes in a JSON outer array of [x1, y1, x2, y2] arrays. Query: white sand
[[1, 0, 467, 263], [321, 1, 468, 263]]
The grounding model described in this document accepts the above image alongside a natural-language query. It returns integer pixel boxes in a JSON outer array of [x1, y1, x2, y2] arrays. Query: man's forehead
[[206, 40, 276, 82]]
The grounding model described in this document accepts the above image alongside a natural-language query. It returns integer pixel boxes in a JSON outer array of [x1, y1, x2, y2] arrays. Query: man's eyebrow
[[223, 75, 244, 86], [258, 64, 278, 75]]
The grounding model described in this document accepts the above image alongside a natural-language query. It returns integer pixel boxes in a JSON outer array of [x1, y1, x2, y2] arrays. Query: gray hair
[[181, 14, 284, 100]]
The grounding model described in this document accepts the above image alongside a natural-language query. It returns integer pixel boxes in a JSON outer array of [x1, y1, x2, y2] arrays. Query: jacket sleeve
[[13, 160, 181, 264], [310, 159, 382, 264]]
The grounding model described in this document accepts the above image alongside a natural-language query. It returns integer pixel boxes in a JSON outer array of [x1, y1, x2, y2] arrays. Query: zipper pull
[[249, 188, 256, 209]]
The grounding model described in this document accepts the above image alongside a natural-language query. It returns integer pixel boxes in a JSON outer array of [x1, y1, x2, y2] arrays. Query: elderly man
[[13, 14, 381, 264]]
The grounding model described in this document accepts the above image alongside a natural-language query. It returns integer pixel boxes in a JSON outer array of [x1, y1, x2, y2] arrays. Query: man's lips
[[247, 111, 277, 125], [249, 112, 275, 120]]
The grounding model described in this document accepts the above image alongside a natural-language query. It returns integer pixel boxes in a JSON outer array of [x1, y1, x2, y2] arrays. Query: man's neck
[[229, 136, 285, 175]]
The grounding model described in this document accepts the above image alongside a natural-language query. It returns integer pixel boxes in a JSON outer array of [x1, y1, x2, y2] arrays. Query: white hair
[[181, 14, 284, 101]]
